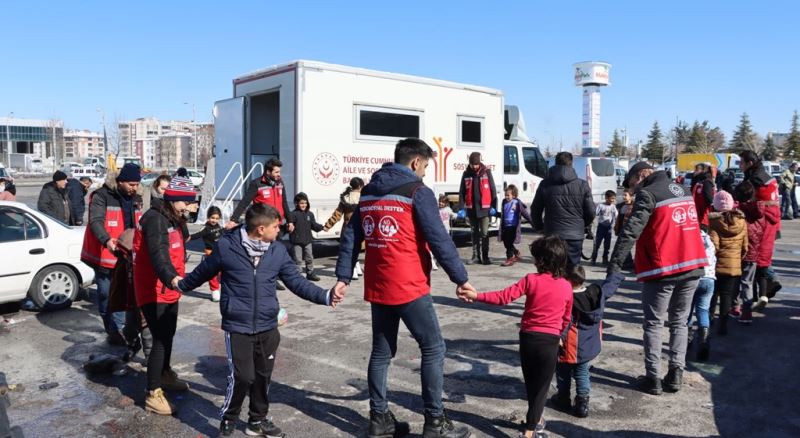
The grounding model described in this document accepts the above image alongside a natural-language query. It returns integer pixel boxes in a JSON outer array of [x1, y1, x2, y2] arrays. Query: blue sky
[[2, 1, 799, 151]]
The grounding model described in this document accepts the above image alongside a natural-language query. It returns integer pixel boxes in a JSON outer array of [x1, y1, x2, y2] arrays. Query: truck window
[[356, 105, 421, 141], [590, 159, 615, 177], [504, 146, 519, 174], [522, 147, 548, 178], [458, 115, 484, 146]]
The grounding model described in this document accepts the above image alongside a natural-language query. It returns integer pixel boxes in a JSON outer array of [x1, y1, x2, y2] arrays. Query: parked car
[[140, 172, 161, 186], [186, 170, 204, 188], [0, 201, 95, 310], [546, 156, 618, 203], [0, 165, 13, 183]]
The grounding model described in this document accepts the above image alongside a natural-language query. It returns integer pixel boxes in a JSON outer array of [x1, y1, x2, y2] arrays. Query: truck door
[[503, 145, 522, 195], [521, 146, 548, 200], [213, 97, 246, 200]]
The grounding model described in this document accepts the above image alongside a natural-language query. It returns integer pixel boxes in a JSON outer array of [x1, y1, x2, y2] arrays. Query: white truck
[[213, 60, 547, 238]]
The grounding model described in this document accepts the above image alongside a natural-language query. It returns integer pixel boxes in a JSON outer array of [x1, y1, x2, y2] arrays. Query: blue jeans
[[368, 294, 445, 416], [565, 239, 583, 267], [689, 278, 715, 328], [94, 269, 125, 335], [555, 361, 591, 397], [591, 222, 613, 261], [780, 187, 792, 217]]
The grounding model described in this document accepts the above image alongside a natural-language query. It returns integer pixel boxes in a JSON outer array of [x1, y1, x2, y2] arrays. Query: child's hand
[[456, 282, 478, 303]]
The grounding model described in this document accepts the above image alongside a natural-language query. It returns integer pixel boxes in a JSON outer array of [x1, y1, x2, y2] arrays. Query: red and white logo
[[687, 206, 698, 223], [312, 152, 340, 186], [379, 216, 399, 237], [672, 207, 687, 224], [362, 216, 375, 237]]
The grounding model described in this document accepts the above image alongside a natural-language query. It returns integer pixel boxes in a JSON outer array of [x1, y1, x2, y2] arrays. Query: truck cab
[[501, 106, 547, 202]]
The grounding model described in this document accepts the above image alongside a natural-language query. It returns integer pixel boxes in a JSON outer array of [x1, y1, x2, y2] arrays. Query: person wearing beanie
[[81, 164, 144, 346], [37, 170, 71, 224], [458, 151, 499, 265], [708, 190, 747, 336], [132, 171, 199, 415]]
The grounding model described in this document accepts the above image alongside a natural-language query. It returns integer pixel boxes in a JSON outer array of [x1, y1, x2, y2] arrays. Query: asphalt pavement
[[1, 190, 799, 437]]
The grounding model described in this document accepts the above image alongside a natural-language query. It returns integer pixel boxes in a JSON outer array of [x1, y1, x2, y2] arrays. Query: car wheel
[[28, 265, 79, 311]]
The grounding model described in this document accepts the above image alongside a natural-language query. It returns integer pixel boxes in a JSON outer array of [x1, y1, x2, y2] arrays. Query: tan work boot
[[145, 388, 173, 415], [161, 368, 189, 392]]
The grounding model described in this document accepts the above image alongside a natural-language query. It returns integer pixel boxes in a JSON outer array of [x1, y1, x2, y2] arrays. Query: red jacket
[[739, 201, 764, 264], [133, 209, 185, 305], [745, 167, 781, 267], [81, 187, 143, 269], [477, 273, 573, 336]]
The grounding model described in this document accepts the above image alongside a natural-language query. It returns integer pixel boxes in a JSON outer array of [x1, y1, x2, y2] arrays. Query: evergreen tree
[[784, 110, 800, 159], [729, 113, 758, 152], [605, 129, 626, 157], [674, 120, 691, 153], [762, 135, 778, 161], [642, 121, 665, 163], [686, 121, 709, 153]]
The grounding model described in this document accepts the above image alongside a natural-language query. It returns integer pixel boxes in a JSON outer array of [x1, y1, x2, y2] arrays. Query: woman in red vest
[[458, 152, 498, 265], [133, 173, 198, 415]]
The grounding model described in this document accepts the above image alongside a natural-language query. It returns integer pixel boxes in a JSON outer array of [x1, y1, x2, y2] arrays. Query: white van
[[548, 155, 618, 203], [213, 60, 506, 238], [502, 106, 548, 201]]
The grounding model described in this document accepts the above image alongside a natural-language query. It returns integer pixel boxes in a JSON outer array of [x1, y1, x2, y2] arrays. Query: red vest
[[635, 197, 708, 281], [132, 224, 185, 305], [360, 182, 431, 305], [253, 179, 285, 219], [464, 174, 492, 209], [692, 181, 714, 226], [81, 193, 143, 269]]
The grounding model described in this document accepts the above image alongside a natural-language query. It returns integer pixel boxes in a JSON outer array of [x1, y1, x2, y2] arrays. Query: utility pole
[[4, 112, 12, 167]]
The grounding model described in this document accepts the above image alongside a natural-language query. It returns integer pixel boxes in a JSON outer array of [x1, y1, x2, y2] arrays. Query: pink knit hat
[[713, 190, 734, 212]]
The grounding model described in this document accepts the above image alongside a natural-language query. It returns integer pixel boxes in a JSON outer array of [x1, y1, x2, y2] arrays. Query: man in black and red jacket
[[227, 158, 293, 232], [458, 152, 498, 265]]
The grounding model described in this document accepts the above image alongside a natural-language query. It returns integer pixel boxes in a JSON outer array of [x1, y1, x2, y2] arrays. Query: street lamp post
[[184, 102, 197, 170]]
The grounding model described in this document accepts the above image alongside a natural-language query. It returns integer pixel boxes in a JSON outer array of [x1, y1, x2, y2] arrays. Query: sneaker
[[573, 395, 590, 418], [246, 419, 285, 437], [548, 392, 571, 412], [368, 409, 410, 438], [662, 367, 683, 393], [752, 296, 769, 312], [161, 368, 189, 392], [738, 309, 753, 325], [766, 280, 782, 299], [636, 375, 662, 395], [728, 305, 741, 318], [422, 412, 471, 438], [145, 388, 173, 415], [211, 289, 221, 302], [501, 258, 516, 267], [220, 419, 235, 436], [306, 271, 320, 282], [432, 261, 439, 271]]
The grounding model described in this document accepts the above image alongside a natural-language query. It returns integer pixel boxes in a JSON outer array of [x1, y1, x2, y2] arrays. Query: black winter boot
[[573, 395, 590, 418], [766, 278, 782, 299], [549, 392, 571, 411], [697, 327, 710, 362], [467, 242, 480, 265], [368, 410, 410, 438], [480, 237, 492, 265], [662, 367, 683, 393], [306, 270, 320, 282], [637, 375, 662, 395], [422, 412, 471, 438]]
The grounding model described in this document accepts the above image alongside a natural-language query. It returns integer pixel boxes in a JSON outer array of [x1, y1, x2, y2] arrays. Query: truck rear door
[[213, 97, 246, 200]]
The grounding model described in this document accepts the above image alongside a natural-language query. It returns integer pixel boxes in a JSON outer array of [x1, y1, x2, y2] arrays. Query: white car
[[0, 201, 95, 310], [186, 170, 204, 188]]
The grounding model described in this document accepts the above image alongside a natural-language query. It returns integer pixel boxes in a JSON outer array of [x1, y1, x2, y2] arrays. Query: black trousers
[[141, 302, 179, 391], [755, 266, 769, 299], [221, 329, 280, 422], [519, 331, 560, 430], [715, 275, 740, 320], [501, 226, 518, 258]]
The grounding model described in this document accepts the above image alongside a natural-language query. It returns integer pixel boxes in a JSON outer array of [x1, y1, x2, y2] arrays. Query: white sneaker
[[432, 260, 439, 271], [211, 290, 221, 302], [355, 262, 364, 276], [352, 270, 359, 280]]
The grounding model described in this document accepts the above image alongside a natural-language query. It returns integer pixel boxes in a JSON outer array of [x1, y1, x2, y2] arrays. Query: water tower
[[573, 61, 611, 156]]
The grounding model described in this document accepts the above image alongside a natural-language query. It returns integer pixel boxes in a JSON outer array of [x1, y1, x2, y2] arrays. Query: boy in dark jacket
[[178, 204, 340, 437], [189, 206, 224, 301], [287, 192, 324, 281], [551, 266, 624, 418]]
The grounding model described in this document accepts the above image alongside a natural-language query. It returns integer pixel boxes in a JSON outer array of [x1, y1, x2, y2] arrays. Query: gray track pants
[[642, 277, 699, 378]]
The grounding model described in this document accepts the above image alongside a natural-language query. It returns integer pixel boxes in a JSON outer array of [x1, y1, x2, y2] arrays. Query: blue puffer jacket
[[179, 226, 330, 334]]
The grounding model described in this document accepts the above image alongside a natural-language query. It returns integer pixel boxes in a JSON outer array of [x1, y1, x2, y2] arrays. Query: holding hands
[[456, 281, 478, 303], [329, 281, 348, 308]]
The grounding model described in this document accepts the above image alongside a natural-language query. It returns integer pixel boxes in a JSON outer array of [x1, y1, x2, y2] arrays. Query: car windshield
[[590, 159, 615, 176], [0, 168, 9, 178]]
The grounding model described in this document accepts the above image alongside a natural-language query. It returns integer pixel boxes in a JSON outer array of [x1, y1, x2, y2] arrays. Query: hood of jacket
[[745, 164, 772, 187], [464, 163, 488, 178], [546, 165, 579, 185], [639, 170, 672, 192], [709, 210, 746, 237], [340, 189, 361, 206], [365, 163, 421, 196]]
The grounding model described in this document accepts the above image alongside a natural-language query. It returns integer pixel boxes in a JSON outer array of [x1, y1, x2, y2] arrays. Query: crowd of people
[[14, 139, 789, 438]]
